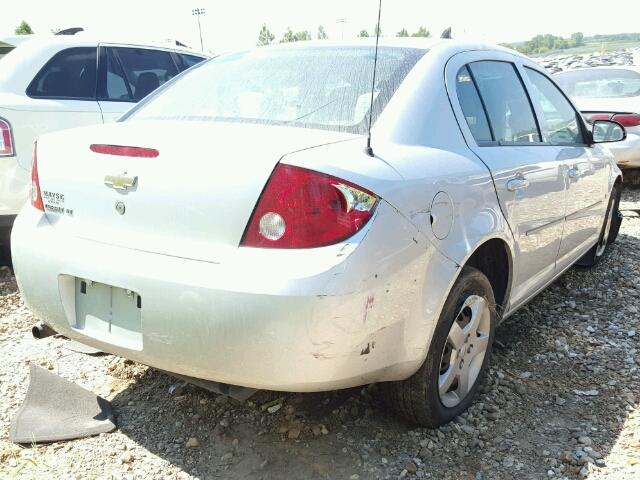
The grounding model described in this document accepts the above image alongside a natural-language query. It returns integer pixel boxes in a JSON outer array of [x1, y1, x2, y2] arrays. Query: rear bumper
[[12, 202, 456, 392]]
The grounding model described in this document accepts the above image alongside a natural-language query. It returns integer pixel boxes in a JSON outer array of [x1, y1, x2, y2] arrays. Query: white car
[[555, 66, 640, 170], [12, 39, 625, 426], [0, 35, 207, 244]]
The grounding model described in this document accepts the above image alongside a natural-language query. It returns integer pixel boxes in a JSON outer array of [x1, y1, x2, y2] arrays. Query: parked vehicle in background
[[0, 36, 31, 61], [0, 35, 208, 245], [555, 66, 640, 171], [12, 39, 625, 427]]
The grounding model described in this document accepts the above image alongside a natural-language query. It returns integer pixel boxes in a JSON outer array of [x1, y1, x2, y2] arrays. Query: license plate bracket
[[73, 278, 143, 350]]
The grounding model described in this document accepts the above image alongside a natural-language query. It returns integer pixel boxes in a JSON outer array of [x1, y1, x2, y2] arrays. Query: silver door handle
[[506, 176, 530, 192], [568, 167, 581, 179]]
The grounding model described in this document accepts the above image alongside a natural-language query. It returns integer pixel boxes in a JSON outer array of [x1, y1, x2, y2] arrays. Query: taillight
[[584, 113, 612, 124], [241, 164, 378, 249], [31, 142, 44, 212], [611, 113, 640, 127], [0, 117, 14, 156], [90, 144, 159, 158]]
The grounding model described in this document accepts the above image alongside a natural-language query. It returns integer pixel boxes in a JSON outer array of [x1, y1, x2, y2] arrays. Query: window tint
[[27, 47, 97, 99], [525, 68, 584, 145], [109, 47, 178, 101], [456, 66, 492, 143], [468, 61, 541, 144], [178, 54, 206, 71]]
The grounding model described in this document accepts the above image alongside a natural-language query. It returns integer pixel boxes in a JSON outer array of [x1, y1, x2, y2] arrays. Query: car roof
[[221, 38, 525, 63], [3, 33, 208, 57]]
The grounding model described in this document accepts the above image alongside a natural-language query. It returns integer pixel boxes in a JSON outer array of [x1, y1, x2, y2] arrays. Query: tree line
[[507, 32, 585, 55], [258, 24, 430, 45]]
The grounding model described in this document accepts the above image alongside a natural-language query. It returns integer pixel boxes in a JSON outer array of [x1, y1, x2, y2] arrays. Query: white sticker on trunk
[[43, 191, 73, 216]]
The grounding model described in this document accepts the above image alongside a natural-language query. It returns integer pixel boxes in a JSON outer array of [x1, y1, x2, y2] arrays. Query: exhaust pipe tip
[[32, 322, 57, 339]]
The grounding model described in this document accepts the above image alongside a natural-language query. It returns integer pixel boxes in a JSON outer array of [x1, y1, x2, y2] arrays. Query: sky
[[3, 0, 640, 54]]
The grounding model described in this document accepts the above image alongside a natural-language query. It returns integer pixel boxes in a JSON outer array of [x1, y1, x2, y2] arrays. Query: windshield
[[555, 68, 640, 98], [127, 46, 426, 133]]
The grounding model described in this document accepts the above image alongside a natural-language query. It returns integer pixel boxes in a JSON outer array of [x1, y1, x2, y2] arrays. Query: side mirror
[[592, 120, 626, 143]]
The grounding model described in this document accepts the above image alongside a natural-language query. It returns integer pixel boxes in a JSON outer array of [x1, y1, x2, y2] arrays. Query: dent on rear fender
[[304, 201, 454, 372]]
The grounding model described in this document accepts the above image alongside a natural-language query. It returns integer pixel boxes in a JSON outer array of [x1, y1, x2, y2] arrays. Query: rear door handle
[[506, 175, 530, 192]]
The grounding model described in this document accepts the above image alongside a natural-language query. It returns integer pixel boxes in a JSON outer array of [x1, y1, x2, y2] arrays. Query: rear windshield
[[127, 46, 426, 133], [555, 68, 640, 98]]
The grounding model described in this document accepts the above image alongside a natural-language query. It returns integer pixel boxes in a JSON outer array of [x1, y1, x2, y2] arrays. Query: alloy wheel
[[438, 295, 491, 408]]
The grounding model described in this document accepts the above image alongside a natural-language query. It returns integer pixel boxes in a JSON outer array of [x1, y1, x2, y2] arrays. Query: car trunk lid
[[36, 120, 358, 262]]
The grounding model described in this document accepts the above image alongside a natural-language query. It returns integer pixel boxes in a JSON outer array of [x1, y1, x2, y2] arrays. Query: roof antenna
[[364, 0, 383, 157]]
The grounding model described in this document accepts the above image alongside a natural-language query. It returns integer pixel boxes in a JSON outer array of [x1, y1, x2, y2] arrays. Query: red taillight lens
[[585, 113, 612, 124], [31, 142, 44, 212], [612, 113, 640, 127], [241, 164, 378, 249], [0, 118, 14, 156], [90, 144, 159, 158]]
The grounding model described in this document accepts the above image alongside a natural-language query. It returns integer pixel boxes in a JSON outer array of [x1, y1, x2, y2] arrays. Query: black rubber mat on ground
[[10, 364, 116, 444]]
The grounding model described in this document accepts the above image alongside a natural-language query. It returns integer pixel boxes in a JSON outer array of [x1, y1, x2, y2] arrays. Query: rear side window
[[27, 47, 97, 99], [176, 53, 206, 71], [468, 61, 541, 144], [456, 66, 492, 143], [98, 47, 132, 101], [107, 47, 179, 101], [525, 68, 585, 145]]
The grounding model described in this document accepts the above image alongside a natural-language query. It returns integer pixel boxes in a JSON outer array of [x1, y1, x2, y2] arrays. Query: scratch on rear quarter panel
[[362, 295, 375, 324]]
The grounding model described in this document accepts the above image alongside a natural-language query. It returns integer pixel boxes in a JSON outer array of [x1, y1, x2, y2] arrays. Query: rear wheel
[[577, 181, 622, 267], [383, 266, 496, 427]]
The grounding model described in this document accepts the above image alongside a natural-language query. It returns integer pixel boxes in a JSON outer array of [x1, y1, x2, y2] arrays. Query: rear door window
[[27, 47, 97, 99], [456, 66, 493, 144], [98, 47, 133, 101], [468, 61, 541, 144], [106, 47, 179, 101], [524, 67, 585, 145]]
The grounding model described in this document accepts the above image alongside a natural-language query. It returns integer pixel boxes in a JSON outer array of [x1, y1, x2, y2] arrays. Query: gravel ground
[[1, 188, 639, 480]]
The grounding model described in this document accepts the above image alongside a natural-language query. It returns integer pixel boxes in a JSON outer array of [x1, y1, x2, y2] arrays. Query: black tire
[[382, 266, 496, 427], [607, 181, 623, 245], [622, 168, 640, 187], [0, 227, 11, 267], [577, 181, 622, 267]]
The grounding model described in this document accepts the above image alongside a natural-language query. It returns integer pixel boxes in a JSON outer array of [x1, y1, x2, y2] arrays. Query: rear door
[[521, 66, 606, 267], [97, 45, 180, 122], [447, 51, 568, 308]]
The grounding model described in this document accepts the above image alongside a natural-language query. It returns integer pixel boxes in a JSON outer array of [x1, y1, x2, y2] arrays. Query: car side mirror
[[592, 119, 626, 143]]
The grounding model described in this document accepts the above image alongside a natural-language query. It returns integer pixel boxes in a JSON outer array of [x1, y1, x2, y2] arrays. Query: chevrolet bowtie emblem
[[104, 174, 138, 191]]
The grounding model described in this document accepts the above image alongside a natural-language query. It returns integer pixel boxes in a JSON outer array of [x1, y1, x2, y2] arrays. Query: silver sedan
[[12, 39, 625, 427]]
